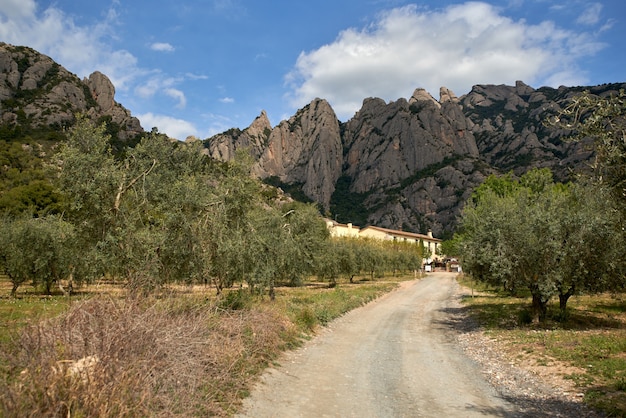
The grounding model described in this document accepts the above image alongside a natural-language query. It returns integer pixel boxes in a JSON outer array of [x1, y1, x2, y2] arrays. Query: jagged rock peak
[[439, 87, 458, 104], [514, 80, 534, 96], [84, 71, 115, 112], [0, 43, 142, 139], [409, 88, 441, 108], [246, 110, 272, 137], [297, 97, 336, 119]]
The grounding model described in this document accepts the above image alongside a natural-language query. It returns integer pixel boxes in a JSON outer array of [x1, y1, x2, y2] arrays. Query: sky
[[0, 0, 624, 140]]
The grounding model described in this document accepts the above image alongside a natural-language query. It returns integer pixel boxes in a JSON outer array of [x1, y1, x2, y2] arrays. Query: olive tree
[[459, 168, 624, 321], [332, 237, 360, 283], [550, 89, 626, 211], [0, 216, 75, 295], [54, 116, 132, 282], [55, 118, 229, 291], [550, 181, 624, 318]]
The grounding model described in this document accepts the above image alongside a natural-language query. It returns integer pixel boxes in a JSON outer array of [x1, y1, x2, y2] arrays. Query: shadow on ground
[[435, 303, 606, 418]]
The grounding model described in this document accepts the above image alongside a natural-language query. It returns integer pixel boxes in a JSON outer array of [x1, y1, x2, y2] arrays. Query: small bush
[[294, 307, 318, 331], [315, 306, 334, 325], [218, 288, 252, 311]]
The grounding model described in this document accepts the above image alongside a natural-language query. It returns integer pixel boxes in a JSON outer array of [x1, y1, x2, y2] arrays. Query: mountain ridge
[[1, 43, 624, 236], [205, 80, 625, 236], [0, 43, 143, 143]]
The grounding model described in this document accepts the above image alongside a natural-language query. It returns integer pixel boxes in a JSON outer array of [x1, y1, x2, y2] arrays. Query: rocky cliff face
[[461, 81, 604, 179], [206, 99, 343, 210], [343, 87, 478, 193], [206, 81, 626, 236], [0, 43, 142, 140], [3, 43, 623, 237], [252, 99, 343, 210]]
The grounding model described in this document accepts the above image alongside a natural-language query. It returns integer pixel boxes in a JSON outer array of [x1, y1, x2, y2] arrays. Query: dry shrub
[[0, 295, 297, 417]]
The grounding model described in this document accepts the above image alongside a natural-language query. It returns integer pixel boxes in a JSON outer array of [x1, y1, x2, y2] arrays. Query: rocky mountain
[[205, 81, 626, 237], [207, 99, 343, 209], [2, 43, 623, 237], [0, 43, 143, 141]]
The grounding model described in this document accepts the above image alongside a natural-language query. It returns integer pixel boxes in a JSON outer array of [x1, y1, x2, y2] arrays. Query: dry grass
[[0, 295, 297, 417], [0, 275, 408, 417]]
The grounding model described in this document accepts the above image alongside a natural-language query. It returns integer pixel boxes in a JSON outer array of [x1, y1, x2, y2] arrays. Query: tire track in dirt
[[237, 272, 518, 417]]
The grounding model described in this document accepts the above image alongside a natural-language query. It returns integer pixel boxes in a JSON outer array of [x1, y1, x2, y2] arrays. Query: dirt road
[[236, 272, 520, 417]]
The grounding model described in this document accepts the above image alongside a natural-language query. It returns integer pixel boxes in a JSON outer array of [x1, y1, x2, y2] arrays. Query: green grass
[[0, 296, 70, 344], [457, 275, 626, 417], [281, 281, 398, 331]]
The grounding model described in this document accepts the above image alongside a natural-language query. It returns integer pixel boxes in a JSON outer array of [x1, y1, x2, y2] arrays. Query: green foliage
[[319, 236, 423, 285], [0, 216, 76, 295], [471, 171, 519, 202], [399, 155, 463, 189], [262, 176, 313, 204], [45, 117, 337, 296], [459, 168, 625, 321], [0, 114, 424, 298], [0, 180, 64, 217], [550, 89, 626, 214], [328, 175, 370, 226], [218, 288, 254, 310]]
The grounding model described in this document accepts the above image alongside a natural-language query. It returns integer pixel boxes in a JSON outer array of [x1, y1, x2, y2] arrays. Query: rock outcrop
[[0, 43, 142, 139], [206, 81, 626, 235], [460, 80, 602, 179], [343, 87, 478, 194], [206, 110, 271, 161], [4, 43, 624, 236], [252, 99, 343, 210]]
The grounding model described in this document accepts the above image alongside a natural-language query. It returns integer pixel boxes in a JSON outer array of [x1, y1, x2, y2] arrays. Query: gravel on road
[[237, 273, 603, 417]]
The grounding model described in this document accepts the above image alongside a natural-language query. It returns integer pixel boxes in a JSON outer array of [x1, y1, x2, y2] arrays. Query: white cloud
[[150, 42, 175, 52], [576, 2, 602, 26], [135, 76, 189, 108], [165, 88, 187, 108], [0, 0, 36, 19], [137, 113, 198, 141], [0, 0, 141, 91], [185, 73, 209, 80], [219, 97, 235, 103], [286, 2, 607, 120], [135, 76, 165, 99]]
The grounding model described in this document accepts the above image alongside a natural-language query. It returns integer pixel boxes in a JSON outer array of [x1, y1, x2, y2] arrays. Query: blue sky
[[0, 1, 624, 140]]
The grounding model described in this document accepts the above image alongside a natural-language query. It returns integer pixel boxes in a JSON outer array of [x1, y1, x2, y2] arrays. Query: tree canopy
[[550, 89, 626, 212], [458, 168, 624, 321], [1, 116, 418, 296]]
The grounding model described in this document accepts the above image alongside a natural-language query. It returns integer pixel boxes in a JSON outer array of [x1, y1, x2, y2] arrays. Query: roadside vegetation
[[0, 116, 426, 416], [458, 275, 626, 416], [453, 90, 626, 416], [0, 273, 412, 417], [0, 116, 424, 297], [453, 89, 626, 321]]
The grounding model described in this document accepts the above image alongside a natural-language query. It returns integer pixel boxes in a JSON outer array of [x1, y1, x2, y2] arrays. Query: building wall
[[325, 220, 443, 261], [325, 220, 360, 238]]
